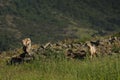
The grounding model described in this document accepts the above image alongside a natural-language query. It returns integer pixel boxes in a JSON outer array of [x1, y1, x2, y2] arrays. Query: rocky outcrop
[[36, 36, 120, 59], [5, 36, 120, 65]]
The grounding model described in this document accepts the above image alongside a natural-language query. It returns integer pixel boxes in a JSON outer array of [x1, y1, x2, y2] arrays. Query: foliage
[[0, 0, 120, 51]]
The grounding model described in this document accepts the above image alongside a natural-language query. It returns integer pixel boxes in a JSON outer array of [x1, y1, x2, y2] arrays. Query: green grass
[[0, 52, 120, 80]]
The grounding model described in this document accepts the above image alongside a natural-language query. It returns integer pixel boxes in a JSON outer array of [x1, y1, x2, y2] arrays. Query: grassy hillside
[[0, 0, 120, 51]]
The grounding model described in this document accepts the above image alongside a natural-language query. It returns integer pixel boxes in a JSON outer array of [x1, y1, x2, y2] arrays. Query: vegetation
[[0, 33, 119, 80], [0, 51, 120, 80], [0, 0, 120, 51], [0, 1, 120, 79]]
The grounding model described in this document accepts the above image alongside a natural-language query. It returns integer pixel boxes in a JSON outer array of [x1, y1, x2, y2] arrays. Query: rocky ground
[[0, 35, 120, 65], [37, 36, 120, 59]]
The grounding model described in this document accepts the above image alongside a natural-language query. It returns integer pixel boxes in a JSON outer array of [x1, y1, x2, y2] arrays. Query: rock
[[65, 49, 86, 59]]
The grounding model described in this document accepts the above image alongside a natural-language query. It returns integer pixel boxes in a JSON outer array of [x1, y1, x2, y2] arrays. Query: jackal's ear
[[22, 39, 25, 45]]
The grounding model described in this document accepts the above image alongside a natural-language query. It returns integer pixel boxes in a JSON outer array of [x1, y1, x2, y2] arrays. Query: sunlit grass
[[0, 52, 120, 80]]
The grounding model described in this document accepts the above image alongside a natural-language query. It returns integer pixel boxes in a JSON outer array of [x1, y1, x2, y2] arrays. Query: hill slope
[[0, 0, 120, 51]]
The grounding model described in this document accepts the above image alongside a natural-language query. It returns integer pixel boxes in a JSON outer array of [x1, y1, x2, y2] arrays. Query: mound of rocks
[[7, 36, 120, 64], [36, 36, 120, 59]]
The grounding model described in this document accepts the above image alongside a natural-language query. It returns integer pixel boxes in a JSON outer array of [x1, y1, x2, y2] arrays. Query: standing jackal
[[22, 38, 32, 55]]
